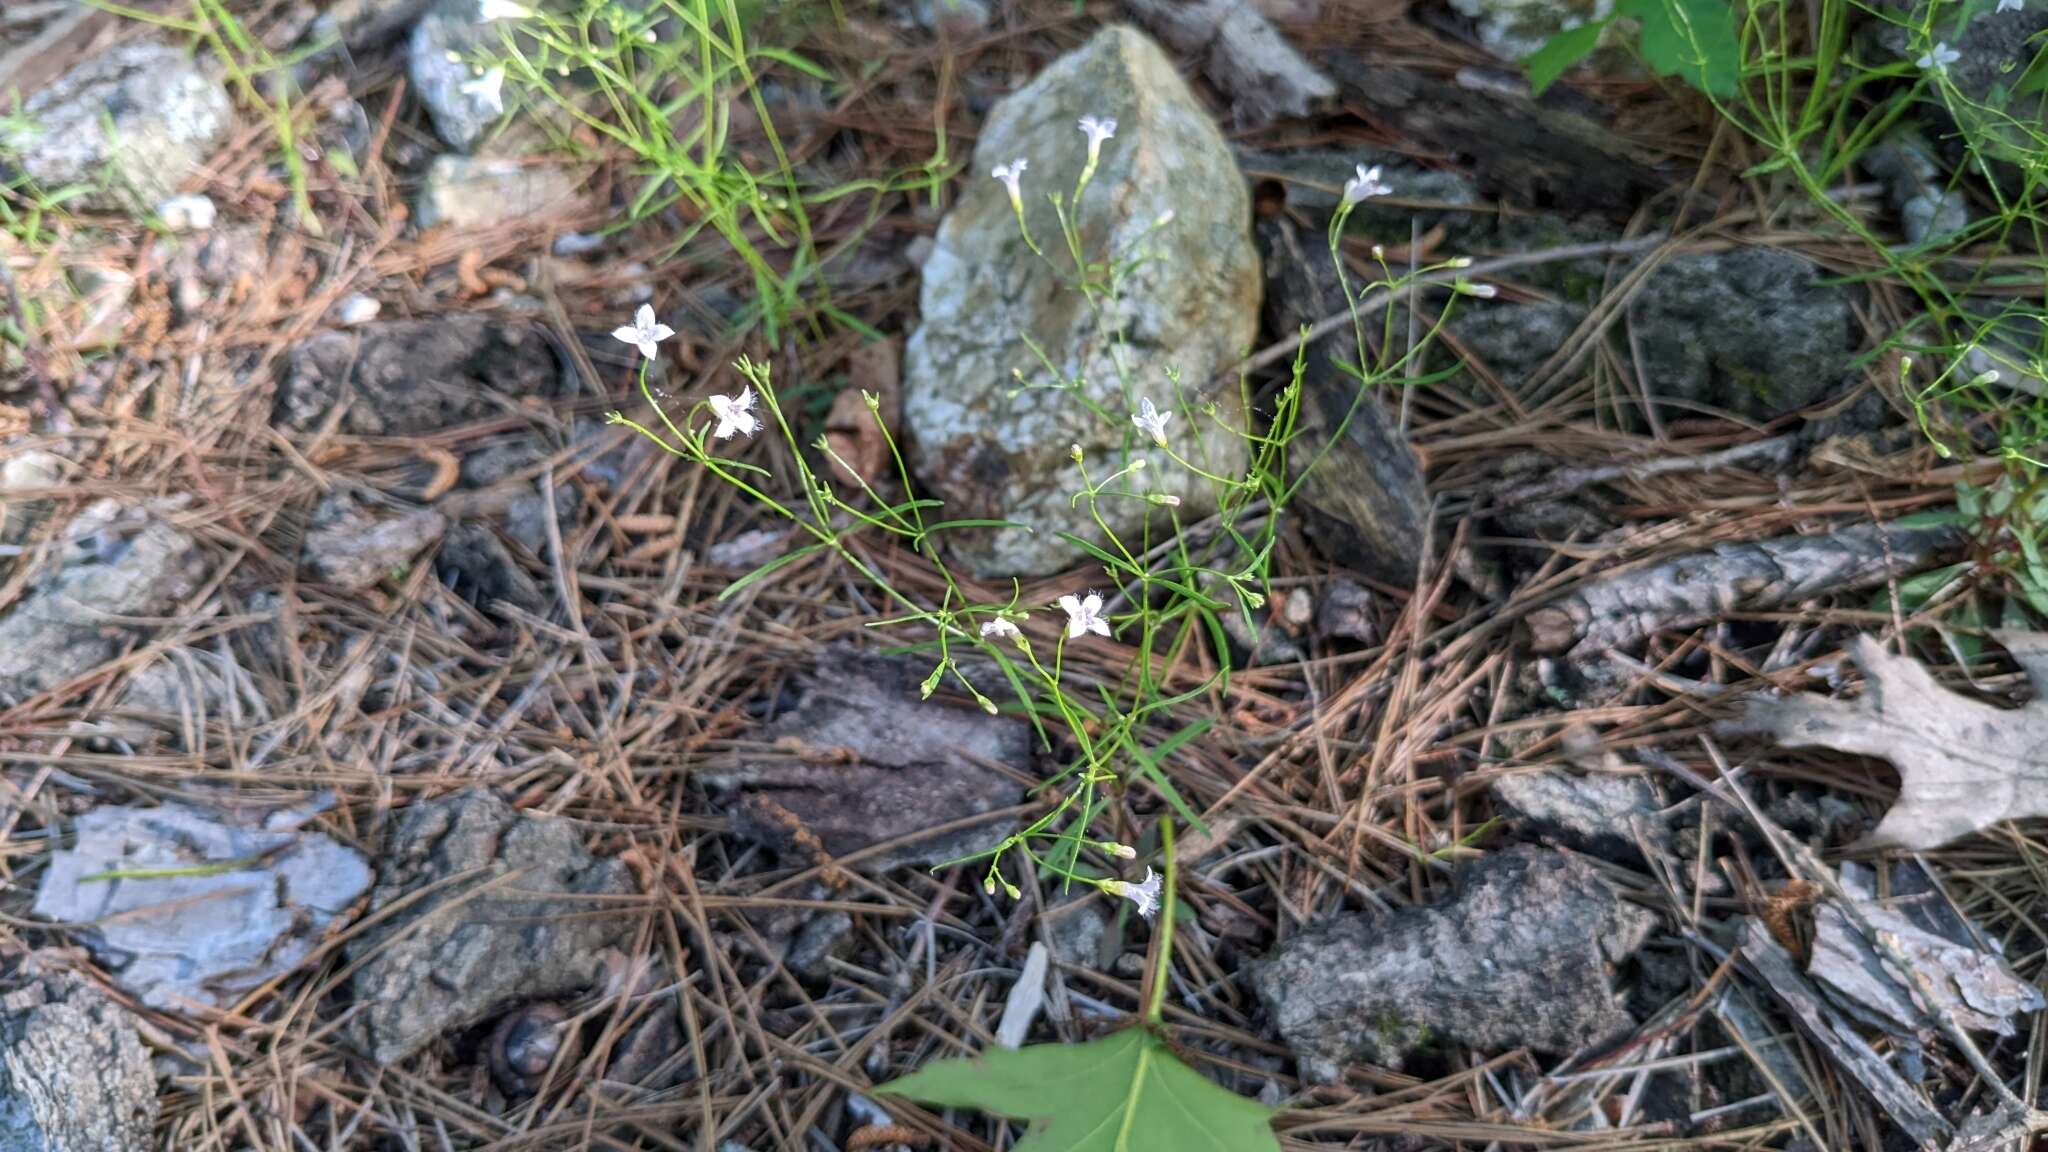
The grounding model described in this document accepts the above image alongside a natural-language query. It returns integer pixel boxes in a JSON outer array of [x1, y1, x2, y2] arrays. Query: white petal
[[649, 323, 675, 342], [636, 339, 658, 361], [634, 303, 656, 331], [1088, 616, 1111, 638], [611, 325, 643, 346], [1082, 593, 1102, 615]]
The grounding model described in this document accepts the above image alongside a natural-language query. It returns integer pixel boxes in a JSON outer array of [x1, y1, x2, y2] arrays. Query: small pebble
[[552, 231, 607, 256], [334, 294, 382, 326], [156, 194, 217, 233]]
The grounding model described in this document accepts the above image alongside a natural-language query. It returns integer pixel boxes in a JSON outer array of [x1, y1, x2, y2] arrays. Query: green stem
[[1144, 818, 1177, 1027]]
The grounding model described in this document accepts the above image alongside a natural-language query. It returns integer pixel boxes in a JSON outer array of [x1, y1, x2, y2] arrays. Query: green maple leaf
[[878, 1028, 1279, 1152]]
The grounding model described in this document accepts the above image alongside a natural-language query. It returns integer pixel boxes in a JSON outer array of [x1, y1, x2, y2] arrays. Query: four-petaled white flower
[[1343, 163, 1391, 205], [709, 386, 761, 440], [460, 67, 506, 115], [611, 303, 674, 361], [479, 0, 533, 19], [980, 617, 1022, 641], [1918, 41, 1961, 72], [1078, 115, 1117, 163], [1103, 868, 1162, 920], [1059, 591, 1111, 640], [1131, 397, 1172, 446], [992, 158, 1028, 206], [2000, 0, 2023, 13]]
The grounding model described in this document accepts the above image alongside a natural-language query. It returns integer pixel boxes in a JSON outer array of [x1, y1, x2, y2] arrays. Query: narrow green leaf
[[1523, 18, 1611, 93], [718, 540, 824, 601]]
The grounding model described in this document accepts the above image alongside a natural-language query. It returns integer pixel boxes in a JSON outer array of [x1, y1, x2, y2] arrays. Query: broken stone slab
[[31, 800, 371, 1012], [902, 25, 1261, 577], [0, 499, 209, 705], [417, 154, 586, 230], [1252, 846, 1655, 1080], [1123, 0, 1335, 127], [1, 40, 234, 213], [346, 789, 639, 1065], [0, 970, 159, 1151], [302, 493, 448, 591], [1493, 770, 1670, 863], [701, 647, 1032, 870], [275, 316, 563, 435], [1253, 210, 1426, 583]]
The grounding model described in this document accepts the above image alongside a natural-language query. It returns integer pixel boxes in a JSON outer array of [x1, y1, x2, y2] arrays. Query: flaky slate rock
[[348, 790, 637, 1064], [0, 971, 158, 1151], [1, 40, 233, 212], [32, 802, 370, 1011], [0, 500, 208, 706], [1253, 846, 1655, 1080], [903, 25, 1260, 577], [1493, 771, 1670, 862]]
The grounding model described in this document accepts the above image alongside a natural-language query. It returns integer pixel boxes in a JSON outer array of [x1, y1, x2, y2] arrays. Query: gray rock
[[1314, 577, 1377, 644], [347, 790, 638, 1064], [1630, 248, 1854, 421], [1493, 771, 1669, 862], [31, 801, 370, 1011], [1124, 0, 1336, 127], [1863, 136, 1970, 247], [438, 521, 549, 616], [1044, 897, 1111, 969], [0, 971, 158, 1151], [417, 154, 584, 230], [1, 40, 234, 212], [786, 912, 853, 984], [408, 0, 509, 151], [910, 0, 992, 35], [303, 494, 447, 591], [1253, 846, 1656, 1079], [1446, 300, 1586, 385], [276, 316, 561, 435], [0, 500, 208, 705], [902, 26, 1260, 577], [703, 647, 1032, 869], [1446, 0, 1615, 62]]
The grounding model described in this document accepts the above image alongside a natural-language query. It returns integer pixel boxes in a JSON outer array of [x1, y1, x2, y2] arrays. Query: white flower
[[980, 617, 1022, 641], [460, 67, 506, 116], [610, 303, 674, 361], [1343, 163, 1391, 205], [992, 158, 1027, 206], [1103, 868, 1162, 920], [1058, 591, 1111, 640], [1918, 42, 1961, 72], [1131, 397, 1172, 446], [2000, 0, 2023, 12], [709, 386, 761, 440], [478, 0, 533, 18], [1078, 115, 1117, 163]]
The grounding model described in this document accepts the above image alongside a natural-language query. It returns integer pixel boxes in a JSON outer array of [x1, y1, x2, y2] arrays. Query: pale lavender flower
[[1102, 868, 1162, 920], [1919, 42, 1961, 72], [709, 386, 761, 440], [1059, 591, 1111, 640], [1078, 115, 1118, 165], [1343, 163, 1391, 205], [1131, 397, 1172, 446]]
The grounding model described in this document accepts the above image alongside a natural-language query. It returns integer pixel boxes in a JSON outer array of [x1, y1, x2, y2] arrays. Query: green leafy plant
[[1524, 0, 1742, 95], [606, 103, 1482, 1135], [878, 825, 1280, 1152]]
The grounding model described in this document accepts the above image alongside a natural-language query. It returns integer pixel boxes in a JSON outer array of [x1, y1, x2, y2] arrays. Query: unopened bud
[[984, 876, 998, 895], [1106, 842, 1137, 859]]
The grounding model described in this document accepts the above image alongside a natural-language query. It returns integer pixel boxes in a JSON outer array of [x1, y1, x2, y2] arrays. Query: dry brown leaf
[[1730, 632, 2048, 850], [824, 337, 901, 489]]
